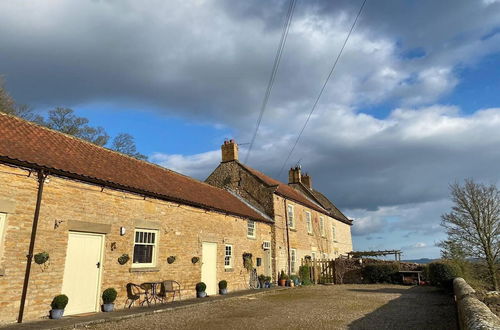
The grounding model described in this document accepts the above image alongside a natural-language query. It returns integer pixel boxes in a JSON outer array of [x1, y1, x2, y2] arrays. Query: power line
[[277, 0, 367, 177], [244, 0, 297, 164]]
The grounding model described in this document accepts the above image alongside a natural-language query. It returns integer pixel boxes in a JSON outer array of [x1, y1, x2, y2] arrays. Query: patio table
[[140, 282, 162, 305]]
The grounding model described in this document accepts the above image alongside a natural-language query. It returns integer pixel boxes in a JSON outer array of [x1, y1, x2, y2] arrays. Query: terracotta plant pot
[[279, 279, 286, 286]]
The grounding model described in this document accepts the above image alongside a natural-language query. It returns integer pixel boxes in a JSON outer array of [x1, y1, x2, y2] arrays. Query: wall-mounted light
[[120, 227, 126, 236]]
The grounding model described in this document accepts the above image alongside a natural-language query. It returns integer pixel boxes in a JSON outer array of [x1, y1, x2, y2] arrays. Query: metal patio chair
[[157, 280, 182, 303], [124, 283, 147, 308]]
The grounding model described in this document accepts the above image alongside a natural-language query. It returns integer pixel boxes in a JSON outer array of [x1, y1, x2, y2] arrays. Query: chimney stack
[[302, 173, 312, 189], [288, 166, 302, 184], [221, 139, 238, 162]]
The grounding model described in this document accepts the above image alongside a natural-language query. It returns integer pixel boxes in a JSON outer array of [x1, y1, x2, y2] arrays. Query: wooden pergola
[[346, 250, 402, 261]]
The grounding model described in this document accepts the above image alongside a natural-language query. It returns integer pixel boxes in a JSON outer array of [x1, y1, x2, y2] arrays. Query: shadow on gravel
[[348, 286, 458, 330]]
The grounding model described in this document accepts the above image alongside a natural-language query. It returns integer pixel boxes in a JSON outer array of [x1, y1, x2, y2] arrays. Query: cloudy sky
[[2, 0, 500, 259]]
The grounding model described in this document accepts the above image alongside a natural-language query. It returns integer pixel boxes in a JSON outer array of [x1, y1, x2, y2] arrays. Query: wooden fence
[[301, 258, 335, 284]]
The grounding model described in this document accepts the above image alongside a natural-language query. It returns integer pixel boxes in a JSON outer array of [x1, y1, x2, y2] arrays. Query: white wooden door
[[201, 242, 217, 295], [61, 232, 104, 315]]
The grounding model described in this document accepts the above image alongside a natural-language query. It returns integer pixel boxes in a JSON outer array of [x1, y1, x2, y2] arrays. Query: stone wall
[[273, 195, 353, 275], [453, 277, 500, 329], [0, 163, 272, 324]]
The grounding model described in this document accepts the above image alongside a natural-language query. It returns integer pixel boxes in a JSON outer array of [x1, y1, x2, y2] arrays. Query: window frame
[[224, 244, 233, 269], [290, 248, 297, 274], [319, 216, 325, 237], [287, 204, 295, 229], [332, 223, 337, 241], [132, 228, 158, 268], [305, 211, 312, 234], [247, 220, 256, 238], [311, 251, 316, 260]]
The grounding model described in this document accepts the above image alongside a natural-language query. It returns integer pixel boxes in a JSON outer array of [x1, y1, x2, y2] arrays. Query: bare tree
[[440, 179, 500, 290], [0, 77, 43, 122], [111, 133, 147, 160], [43, 107, 109, 146]]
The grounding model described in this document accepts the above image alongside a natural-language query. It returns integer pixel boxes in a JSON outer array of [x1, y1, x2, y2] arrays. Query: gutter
[[18, 169, 46, 323]]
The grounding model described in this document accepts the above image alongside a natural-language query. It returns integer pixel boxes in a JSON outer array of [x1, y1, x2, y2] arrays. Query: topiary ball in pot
[[50, 294, 68, 319], [218, 280, 228, 295], [102, 288, 117, 312], [196, 282, 207, 298]]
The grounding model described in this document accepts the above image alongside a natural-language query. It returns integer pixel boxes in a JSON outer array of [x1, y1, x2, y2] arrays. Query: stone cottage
[[206, 140, 353, 276], [0, 114, 273, 324]]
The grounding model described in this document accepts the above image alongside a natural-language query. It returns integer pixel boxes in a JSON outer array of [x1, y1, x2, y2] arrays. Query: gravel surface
[[87, 284, 457, 330]]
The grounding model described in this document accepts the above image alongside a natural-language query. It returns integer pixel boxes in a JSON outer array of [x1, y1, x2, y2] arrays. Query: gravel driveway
[[88, 284, 457, 330]]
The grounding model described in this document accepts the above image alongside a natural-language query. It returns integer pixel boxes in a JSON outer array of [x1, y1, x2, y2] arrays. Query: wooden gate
[[301, 258, 335, 284]]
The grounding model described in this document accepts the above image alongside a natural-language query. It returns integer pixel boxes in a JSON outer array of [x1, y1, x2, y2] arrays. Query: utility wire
[[244, 0, 297, 164], [277, 0, 367, 177]]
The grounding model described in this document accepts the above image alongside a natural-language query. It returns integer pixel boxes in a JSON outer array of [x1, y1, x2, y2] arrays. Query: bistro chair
[[157, 280, 182, 303], [124, 283, 146, 308]]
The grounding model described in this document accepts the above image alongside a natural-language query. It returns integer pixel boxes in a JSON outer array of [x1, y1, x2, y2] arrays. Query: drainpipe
[[283, 199, 291, 277], [18, 169, 46, 323]]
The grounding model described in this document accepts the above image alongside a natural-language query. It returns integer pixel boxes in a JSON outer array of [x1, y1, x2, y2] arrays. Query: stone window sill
[[247, 236, 256, 240], [0, 267, 4, 276], [289, 228, 297, 232], [307, 233, 314, 236], [129, 267, 160, 273], [224, 268, 234, 272]]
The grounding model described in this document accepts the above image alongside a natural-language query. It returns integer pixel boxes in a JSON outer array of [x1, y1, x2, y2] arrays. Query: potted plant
[[290, 275, 300, 286], [50, 294, 68, 319], [278, 270, 287, 286], [258, 274, 266, 288], [196, 282, 207, 298], [265, 276, 272, 288], [218, 280, 228, 295], [102, 288, 117, 312]]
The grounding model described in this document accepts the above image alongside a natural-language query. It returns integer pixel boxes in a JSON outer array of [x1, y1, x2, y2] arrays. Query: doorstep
[[1, 287, 289, 330]]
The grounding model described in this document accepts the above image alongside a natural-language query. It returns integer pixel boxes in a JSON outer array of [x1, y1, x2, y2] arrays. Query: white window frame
[[132, 228, 158, 268], [290, 248, 297, 273], [320, 216, 325, 237], [305, 211, 312, 234], [332, 223, 337, 241], [0, 213, 6, 257], [224, 244, 233, 268], [247, 220, 256, 238], [287, 204, 295, 229], [311, 251, 316, 260]]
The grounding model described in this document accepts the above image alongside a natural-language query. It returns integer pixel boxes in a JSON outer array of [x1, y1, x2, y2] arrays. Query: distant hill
[[402, 258, 437, 264]]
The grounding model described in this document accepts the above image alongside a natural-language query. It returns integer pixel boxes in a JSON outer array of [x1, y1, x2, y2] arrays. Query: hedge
[[428, 261, 461, 289], [363, 263, 399, 283]]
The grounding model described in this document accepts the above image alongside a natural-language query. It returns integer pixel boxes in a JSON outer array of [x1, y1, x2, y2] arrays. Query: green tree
[[440, 179, 500, 290], [111, 133, 147, 160]]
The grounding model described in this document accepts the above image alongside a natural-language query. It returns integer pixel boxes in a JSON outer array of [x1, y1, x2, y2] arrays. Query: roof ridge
[[0, 112, 256, 211]]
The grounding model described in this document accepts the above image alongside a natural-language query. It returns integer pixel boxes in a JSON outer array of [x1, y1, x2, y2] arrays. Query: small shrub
[[279, 270, 288, 280], [196, 282, 206, 292], [363, 263, 399, 283], [258, 274, 266, 282], [218, 280, 227, 290], [299, 265, 312, 285], [428, 261, 461, 289], [265, 276, 272, 282], [102, 288, 117, 304], [51, 294, 69, 310]]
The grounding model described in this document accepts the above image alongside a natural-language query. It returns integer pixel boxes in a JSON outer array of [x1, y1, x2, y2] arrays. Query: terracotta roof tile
[[0, 113, 269, 222]]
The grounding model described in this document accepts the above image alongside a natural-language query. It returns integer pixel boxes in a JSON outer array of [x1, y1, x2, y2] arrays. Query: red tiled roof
[[238, 163, 330, 215], [0, 113, 269, 222]]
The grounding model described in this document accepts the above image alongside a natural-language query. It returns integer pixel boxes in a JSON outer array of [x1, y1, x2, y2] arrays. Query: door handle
[[96, 261, 101, 269]]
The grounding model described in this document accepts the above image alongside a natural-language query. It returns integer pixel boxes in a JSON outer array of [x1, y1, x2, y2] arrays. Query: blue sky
[[1, 0, 500, 259]]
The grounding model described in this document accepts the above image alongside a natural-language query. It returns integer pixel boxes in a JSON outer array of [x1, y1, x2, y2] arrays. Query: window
[[224, 245, 233, 268], [311, 252, 316, 260], [133, 229, 158, 267], [320, 216, 325, 236], [305, 211, 312, 233], [332, 224, 337, 241], [247, 220, 256, 238], [290, 248, 297, 273], [322, 253, 328, 259], [287, 204, 295, 229]]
